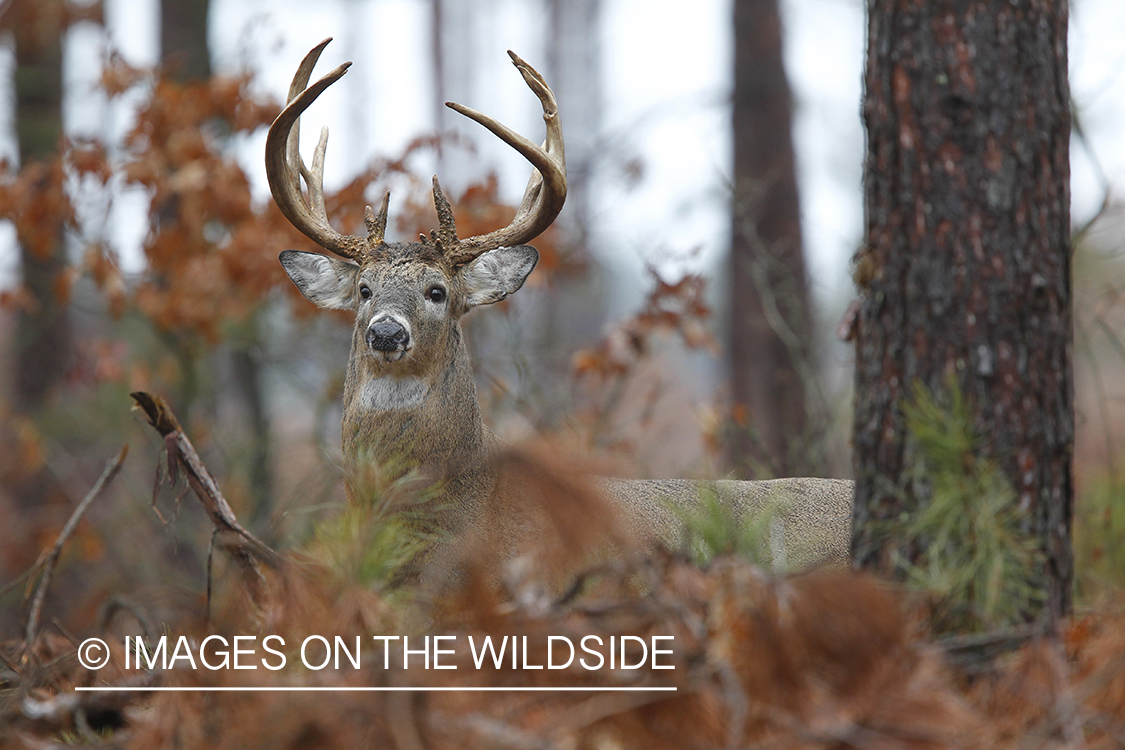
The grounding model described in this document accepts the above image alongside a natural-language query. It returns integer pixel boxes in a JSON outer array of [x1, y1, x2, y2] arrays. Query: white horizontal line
[[75, 686, 677, 693]]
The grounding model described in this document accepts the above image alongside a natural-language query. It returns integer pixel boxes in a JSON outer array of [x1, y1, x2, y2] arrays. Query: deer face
[[267, 39, 563, 383], [280, 242, 538, 375]]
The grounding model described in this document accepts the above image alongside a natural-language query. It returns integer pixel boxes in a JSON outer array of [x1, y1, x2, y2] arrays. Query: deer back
[[600, 477, 855, 570]]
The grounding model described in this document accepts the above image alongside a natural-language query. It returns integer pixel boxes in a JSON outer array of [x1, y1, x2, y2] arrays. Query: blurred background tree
[[1, 0, 91, 627], [8, 0, 70, 412], [727, 0, 816, 479]]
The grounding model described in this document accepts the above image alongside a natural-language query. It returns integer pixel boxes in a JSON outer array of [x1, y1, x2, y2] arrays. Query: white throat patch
[[358, 376, 429, 412]]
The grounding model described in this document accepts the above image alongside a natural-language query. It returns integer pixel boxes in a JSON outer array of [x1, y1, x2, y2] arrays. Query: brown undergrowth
[[2, 443, 1125, 749]]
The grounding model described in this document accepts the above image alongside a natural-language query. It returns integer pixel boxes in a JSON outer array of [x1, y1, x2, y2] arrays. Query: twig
[[1076, 319, 1119, 487], [1070, 101, 1114, 250], [97, 596, 154, 637], [25, 445, 129, 649], [0, 558, 40, 599], [0, 645, 18, 674], [207, 527, 218, 622], [50, 617, 81, 648], [938, 625, 1044, 673], [130, 391, 283, 572]]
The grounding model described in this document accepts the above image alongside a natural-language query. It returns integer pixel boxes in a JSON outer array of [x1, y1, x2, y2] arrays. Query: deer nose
[[367, 317, 410, 352]]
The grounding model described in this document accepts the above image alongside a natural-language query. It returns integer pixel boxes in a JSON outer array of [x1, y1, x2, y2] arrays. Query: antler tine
[[441, 51, 567, 266], [431, 177, 459, 250], [364, 192, 391, 245], [266, 39, 369, 261]]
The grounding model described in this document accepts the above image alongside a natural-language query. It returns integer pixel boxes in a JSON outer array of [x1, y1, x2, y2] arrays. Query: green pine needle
[[894, 375, 1044, 633]]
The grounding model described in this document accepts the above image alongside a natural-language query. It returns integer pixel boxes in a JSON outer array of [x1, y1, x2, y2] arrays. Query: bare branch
[[130, 391, 283, 573], [25, 445, 128, 648]]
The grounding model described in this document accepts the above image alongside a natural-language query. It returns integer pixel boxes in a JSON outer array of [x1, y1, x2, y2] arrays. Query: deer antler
[[268, 43, 564, 267], [265, 39, 389, 261], [436, 51, 567, 267]]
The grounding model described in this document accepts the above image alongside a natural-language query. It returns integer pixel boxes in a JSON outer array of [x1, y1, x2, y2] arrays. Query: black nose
[[367, 317, 410, 352]]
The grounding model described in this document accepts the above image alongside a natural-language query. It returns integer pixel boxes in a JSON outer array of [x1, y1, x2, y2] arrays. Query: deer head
[[270, 39, 564, 372], [268, 39, 565, 491]]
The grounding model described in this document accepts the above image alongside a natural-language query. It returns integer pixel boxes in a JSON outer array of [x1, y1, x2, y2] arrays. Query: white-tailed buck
[[269, 40, 854, 573]]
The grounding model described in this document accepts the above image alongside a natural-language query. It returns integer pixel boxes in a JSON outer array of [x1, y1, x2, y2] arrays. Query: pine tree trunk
[[852, 0, 1073, 622], [728, 0, 814, 477]]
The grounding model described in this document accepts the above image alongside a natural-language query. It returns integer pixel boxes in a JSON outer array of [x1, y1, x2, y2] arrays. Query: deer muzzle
[[366, 316, 411, 357]]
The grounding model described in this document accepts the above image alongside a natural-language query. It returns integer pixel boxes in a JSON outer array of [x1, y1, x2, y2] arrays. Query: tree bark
[[728, 0, 814, 477], [852, 0, 1072, 622]]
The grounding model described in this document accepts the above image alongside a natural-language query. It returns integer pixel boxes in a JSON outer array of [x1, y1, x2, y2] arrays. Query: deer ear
[[459, 245, 539, 307], [280, 250, 359, 310]]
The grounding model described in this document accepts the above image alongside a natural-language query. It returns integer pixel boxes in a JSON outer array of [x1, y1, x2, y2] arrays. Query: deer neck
[[340, 324, 489, 480]]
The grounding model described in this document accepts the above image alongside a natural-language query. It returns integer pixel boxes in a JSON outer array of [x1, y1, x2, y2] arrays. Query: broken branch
[[25, 445, 128, 648], [129, 391, 283, 571]]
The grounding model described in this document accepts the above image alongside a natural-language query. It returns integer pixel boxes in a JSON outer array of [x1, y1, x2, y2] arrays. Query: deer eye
[[359, 284, 372, 300], [426, 285, 447, 303]]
